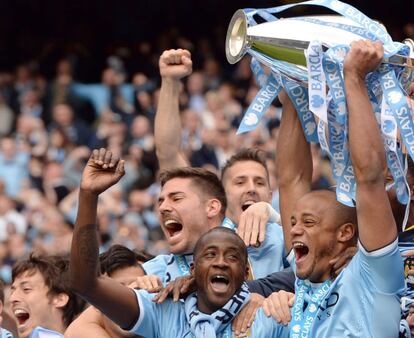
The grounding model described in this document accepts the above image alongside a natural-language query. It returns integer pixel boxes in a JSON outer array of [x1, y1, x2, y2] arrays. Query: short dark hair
[[221, 148, 270, 183], [99, 245, 146, 276], [193, 227, 248, 265], [12, 253, 85, 328], [159, 167, 227, 216]]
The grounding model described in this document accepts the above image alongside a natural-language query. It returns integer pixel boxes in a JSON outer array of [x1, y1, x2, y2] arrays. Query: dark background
[[0, 0, 411, 81]]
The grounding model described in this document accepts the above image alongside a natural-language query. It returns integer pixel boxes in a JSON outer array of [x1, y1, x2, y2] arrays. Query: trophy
[[225, 0, 414, 212], [226, 9, 414, 87]]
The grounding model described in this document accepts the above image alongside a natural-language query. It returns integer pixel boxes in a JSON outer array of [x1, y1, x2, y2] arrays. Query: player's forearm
[[276, 100, 312, 189], [70, 189, 100, 294], [345, 72, 386, 183], [276, 99, 312, 251], [155, 78, 186, 169], [344, 44, 397, 251]]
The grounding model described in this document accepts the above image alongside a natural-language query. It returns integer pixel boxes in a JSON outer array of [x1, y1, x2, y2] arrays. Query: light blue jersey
[[248, 222, 286, 278], [143, 218, 286, 284], [0, 328, 13, 338], [29, 327, 63, 338], [142, 253, 193, 285], [129, 289, 289, 338], [291, 239, 405, 338]]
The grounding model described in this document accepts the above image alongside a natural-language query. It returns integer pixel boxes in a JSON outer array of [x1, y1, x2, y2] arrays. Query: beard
[[297, 239, 337, 282]]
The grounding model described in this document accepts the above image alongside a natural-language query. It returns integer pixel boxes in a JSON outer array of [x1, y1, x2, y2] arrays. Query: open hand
[[329, 245, 357, 279], [263, 290, 295, 325], [130, 275, 163, 293], [232, 293, 264, 336], [152, 275, 195, 303], [237, 202, 271, 247]]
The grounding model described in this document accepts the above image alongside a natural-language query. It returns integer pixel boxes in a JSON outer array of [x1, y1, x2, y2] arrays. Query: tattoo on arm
[[73, 224, 100, 279]]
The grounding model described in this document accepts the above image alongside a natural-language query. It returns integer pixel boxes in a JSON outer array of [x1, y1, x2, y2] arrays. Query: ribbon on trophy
[[227, 0, 414, 213], [237, 59, 282, 134]]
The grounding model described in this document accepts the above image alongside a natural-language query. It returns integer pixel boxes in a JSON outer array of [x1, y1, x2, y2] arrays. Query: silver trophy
[[225, 9, 414, 87], [225, 1, 414, 210]]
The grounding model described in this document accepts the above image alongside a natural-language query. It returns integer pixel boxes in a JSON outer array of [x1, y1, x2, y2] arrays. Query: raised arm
[[154, 49, 192, 170], [276, 92, 312, 252], [69, 148, 139, 329], [344, 40, 397, 251]]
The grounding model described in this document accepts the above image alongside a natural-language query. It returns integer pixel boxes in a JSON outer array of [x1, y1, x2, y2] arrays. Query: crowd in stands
[[0, 32, 336, 285]]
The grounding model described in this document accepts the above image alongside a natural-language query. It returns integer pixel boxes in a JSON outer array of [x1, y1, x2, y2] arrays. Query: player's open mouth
[[14, 308, 30, 326], [164, 219, 183, 237], [293, 242, 309, 262], [210, 275, 230, 293], [241, 200, 256, 211]]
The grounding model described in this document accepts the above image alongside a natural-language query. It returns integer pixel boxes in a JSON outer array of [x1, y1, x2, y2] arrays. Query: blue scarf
[[184, 282, 250, 338]]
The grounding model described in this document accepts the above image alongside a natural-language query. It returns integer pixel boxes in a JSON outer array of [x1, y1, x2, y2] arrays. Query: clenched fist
[[80, 148, 125, 195], [159, 49, 193, 80]]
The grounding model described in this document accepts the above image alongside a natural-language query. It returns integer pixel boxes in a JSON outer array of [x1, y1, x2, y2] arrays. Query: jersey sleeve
[[142, 255, 169, 280], [356, 238, 405, 295], [252, 309, 290, 337], [247, 267, 295, 297], [128, 289, 159, 338]]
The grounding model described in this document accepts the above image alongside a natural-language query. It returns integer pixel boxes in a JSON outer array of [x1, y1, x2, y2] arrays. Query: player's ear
[[337, 222, 355, 243], [206, 198, 221, 218]]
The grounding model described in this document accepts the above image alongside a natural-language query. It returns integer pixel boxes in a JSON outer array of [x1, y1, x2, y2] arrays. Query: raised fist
[[80, 148, 125, 195], [344, 40, 383, 78], [159, 49, 193, 80]]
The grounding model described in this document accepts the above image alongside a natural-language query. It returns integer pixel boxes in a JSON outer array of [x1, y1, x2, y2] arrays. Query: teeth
[[212, 275, 229, 282], [293, 242, 305, 248], [164, 220, 179, 226], [14, 309, 27, 315]]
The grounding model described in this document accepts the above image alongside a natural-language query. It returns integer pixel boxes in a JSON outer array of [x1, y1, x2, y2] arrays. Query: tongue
[[211, 281, 228, 292], [242, 205, 252, 211], [17, 313, 29, 325]]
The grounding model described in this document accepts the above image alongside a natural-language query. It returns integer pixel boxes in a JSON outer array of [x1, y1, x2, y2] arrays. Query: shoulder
[[142, 254, 173, 273], [265, 222, 284, 237], [251, 309, 289, 337]]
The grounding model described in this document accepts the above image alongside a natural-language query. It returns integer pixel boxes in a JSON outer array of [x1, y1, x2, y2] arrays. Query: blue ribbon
[[237, 0, 411, 208], [257, 0, 402, 57], [237, 73, 282, 134], [380, 71, 414, 162], [282, 77, 318, 143], [174, 255, 191, 276], [290, 279, 332, 338]]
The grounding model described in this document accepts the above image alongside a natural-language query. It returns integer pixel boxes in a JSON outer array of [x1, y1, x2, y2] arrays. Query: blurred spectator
[[0, 30, 340, 282], [187, 71, 206, 113], [0, 137, 30, 198], [0, 94, 14, 137], [49, 104, 93, 147]]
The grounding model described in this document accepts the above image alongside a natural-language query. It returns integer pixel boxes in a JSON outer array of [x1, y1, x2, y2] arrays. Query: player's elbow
[[69, 266, 98, 297], [353, 157, 387, 186]]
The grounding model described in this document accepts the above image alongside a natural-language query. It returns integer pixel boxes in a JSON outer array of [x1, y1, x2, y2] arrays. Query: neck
[[45, 316, 66, 334], [308, 271, 331, 284], [196, 295, 221, 315], [224, 211, 238, 225]]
